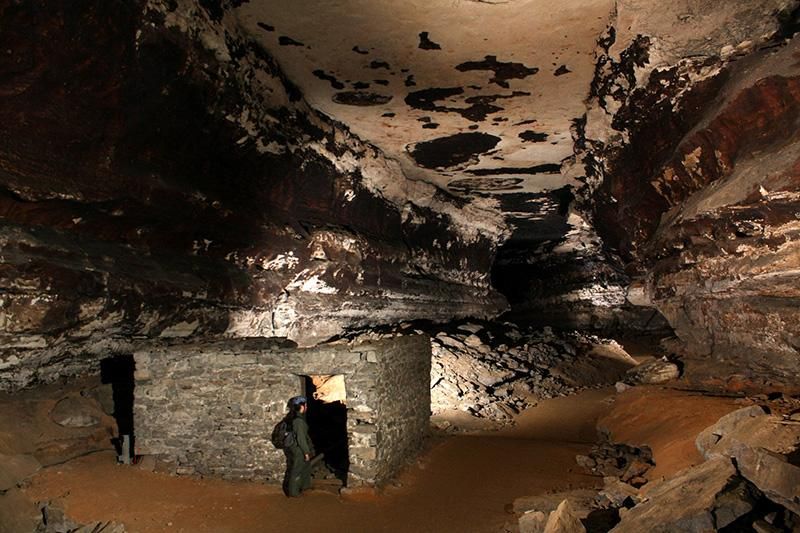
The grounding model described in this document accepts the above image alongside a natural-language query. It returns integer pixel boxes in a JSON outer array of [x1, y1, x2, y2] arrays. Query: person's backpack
[[270, 417, 295, 449]]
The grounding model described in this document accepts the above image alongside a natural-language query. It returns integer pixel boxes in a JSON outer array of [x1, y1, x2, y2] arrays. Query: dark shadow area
[[492, 235, 673, 334], [489, 187, 572, 307], [582, 508, 621, 532], [302, 376, 350, 485], [101, 354, 135, 459], [718, 484, 799, 532], [490, 188, 673, 336], [787, 445, 800, 468]]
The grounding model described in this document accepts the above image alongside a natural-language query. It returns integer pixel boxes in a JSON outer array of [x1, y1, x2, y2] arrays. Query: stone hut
[[132, 334, 431, 487]]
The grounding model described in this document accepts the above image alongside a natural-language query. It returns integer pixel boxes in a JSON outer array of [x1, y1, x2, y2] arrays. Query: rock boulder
[[543, 499, 586, 533], [49, 397, 101, 428], [610, 456, 740, 532], [623, 358, 680, 385]]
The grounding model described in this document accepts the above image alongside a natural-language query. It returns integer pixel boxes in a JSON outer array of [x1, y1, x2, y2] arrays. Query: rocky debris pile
[[509, 404, 800, 532], [512, 488, 625, 533], [746, 392, 800, 417], [611, 456, 751, 533], [694, 405, 800, 517], [511, 440, 652, 531], [611, 405, 800, 531], [575, 440, 654, 488], [428, 321, 637, 422], [341, 319, 639, 425]]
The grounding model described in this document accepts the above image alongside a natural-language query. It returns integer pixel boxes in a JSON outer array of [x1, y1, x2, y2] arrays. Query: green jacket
[[291, 414, 314, 456]]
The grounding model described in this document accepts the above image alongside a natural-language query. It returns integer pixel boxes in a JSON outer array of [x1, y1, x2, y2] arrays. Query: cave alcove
[[100, 354, 136, 461], [302, 374, 350, 486]]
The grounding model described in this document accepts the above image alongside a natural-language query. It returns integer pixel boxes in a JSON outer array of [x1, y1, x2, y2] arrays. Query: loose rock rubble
[[512, 485, 630, 533], [509, 404, 800, 532], [37, 501, 127, 533], [609, 405, 800, 531], [695, 405, 800, 516], [575, 440, 654, 488], [543, 499, 585, 533], [428, 321, 638, 423], [611, 456, 742, 532], [343, 319, 640, 426], [513, 490, 597, 533]]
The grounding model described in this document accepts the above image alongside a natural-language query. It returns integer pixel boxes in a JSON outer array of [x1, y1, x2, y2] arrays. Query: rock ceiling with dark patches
[[234, 0, 612, 202], [2, 0, 800, 392], [230, 0, 796, 240]]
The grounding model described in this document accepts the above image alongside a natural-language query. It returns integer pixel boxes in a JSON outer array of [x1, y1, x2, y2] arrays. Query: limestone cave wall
[[0, 1, 507, 391], [3, 0, 800, 396], [577, 0, 800, 391]]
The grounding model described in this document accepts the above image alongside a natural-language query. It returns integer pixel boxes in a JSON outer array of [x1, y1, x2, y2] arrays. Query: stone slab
[[610, 456, 737, 533]]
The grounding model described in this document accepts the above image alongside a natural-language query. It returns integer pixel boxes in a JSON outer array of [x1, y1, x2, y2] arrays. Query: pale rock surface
[[519, 511, 548, 533], [695, 405, 800, 461], [513, 489, 597, 516], [50, 397, 102, 428], [427, 322, 637, 423], [623, 358, 680, 385], [543, 499, 586, 533], [734, 446, 800, 515], [696, 406, 800, 516], [695, 405, 768, 458]]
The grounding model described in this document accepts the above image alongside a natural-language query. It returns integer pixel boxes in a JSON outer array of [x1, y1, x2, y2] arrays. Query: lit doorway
[[301, 375, 349, 485]]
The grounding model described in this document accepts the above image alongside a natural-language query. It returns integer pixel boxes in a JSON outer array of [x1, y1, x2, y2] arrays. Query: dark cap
[[289, 395, 307, 406]]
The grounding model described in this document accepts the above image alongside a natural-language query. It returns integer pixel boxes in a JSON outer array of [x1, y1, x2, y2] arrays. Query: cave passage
[[2, 1, 800, 530], [302, 375, 350, 485]]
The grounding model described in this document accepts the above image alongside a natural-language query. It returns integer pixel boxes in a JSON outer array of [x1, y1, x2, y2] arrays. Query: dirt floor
[[21, 390, 609, 533], [598, 386, 744, 481], [16, 383, 747, 533]]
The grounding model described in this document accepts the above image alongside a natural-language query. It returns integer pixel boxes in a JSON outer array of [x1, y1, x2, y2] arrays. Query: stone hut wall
[[374, 335, 432, 482], [133, 335, 430, 485]]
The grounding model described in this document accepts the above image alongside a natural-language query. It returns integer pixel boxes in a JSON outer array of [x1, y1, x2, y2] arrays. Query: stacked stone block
[[133, 335, 430, 486]]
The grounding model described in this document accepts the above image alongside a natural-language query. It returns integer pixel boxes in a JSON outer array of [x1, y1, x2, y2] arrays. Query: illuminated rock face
[[1, 0, 799, 392], [580, 3, 800, 392], [0, 1, 505, 389]]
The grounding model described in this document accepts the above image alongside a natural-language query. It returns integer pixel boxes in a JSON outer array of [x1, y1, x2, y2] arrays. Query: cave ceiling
[[1, 0, 799, 388], [233, 0, 614, 237]]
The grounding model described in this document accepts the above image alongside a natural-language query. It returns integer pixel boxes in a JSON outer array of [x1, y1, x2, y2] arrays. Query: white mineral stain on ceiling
[[233, 0, 615, 198]]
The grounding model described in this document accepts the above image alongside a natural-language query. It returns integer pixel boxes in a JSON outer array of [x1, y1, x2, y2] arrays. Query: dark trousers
[[283, 448, 311, 497]]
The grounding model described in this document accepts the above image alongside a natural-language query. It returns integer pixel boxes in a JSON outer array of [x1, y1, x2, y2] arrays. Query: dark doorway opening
[[100, 354, 135, 461], [302, 375, 349, 486]]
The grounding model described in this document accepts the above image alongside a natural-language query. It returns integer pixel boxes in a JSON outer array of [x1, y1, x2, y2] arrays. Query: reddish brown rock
[[582, 22, 800, 392]]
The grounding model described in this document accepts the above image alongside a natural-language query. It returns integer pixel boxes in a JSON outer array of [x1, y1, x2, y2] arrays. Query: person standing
[[283, 395, 315, 497]]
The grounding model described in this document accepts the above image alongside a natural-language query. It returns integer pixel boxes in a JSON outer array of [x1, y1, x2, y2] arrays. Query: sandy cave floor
[[18, 385, 745, 533]]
